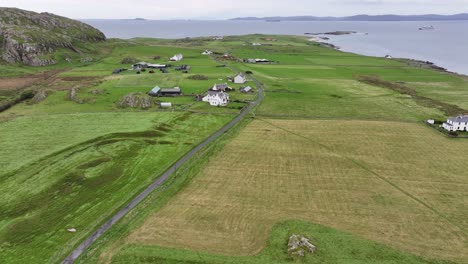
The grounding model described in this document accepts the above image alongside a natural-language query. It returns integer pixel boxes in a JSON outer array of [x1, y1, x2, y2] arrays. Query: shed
[[160, 87, 182, 96], [160, 102, 172, 108], [240, 86, 253, 93], [148, 86, 161, 96]]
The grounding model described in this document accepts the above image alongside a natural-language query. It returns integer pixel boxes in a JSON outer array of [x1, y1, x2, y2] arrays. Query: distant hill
[[231, 13, 468, 21], [0, 7, 106, 66]]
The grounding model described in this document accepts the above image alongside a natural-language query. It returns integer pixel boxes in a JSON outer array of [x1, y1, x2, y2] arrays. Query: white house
[[202, 50, 213, 55], [202, 90, 229, 106], [443, 115, 468, 131], [233, 73, 247, 84], [252, 42, 262, 46], [170, 54, 183, 61]]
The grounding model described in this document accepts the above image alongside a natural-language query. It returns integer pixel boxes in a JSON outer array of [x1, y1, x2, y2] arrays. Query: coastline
[[307, 37, 466, 77]]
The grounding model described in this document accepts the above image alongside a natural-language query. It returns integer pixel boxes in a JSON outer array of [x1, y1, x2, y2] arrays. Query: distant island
[[230, 13, 468, 21]]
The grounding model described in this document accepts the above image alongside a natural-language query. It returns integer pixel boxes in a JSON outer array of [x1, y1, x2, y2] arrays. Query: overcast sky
[[1, 0, 468, 19]]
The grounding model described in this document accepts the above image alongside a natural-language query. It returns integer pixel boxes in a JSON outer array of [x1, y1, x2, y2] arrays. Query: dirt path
[[62, 67, 264, 264]]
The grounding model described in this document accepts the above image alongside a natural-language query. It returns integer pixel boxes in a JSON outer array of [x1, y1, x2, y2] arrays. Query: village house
[[170, 54, 183, 61], [251, 42, 262, 46], [233, 73, 247, 84], [202, 90, 229, 106], [240, 86, 253, 93], [442, 115, 468, 131], [211, 83, 233, 92], [202, 50, 213, 55]]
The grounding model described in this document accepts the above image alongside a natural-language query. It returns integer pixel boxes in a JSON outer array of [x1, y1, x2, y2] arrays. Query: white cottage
[[202, 90, 229, 106], [202, 50, 213, 55], [443, 115, 468, 131], [233, 73, 247, 84], [170, 54, 183, 61]]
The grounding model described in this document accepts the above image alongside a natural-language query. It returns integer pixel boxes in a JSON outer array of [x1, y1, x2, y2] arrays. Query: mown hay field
[[123, 119, 468, 262]]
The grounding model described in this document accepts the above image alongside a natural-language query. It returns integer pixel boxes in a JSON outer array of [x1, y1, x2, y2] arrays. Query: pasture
[[2, 34, 468, 264], [74, 35, 468, 264], [85, 119, 467, 263]]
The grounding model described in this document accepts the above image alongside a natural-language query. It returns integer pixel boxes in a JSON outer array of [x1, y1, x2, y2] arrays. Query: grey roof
[[235, 73, 246, 78], [213, 83, 228, 90], [448, 115, 468, 123], [161, 87, 181, 93], [207, 90, 228, 99], [241, 86, 252, 92], [150, 86, 161, 94]]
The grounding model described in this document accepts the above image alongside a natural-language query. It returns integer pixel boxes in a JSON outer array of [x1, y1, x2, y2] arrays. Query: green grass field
[[1, 34, 468, 263]]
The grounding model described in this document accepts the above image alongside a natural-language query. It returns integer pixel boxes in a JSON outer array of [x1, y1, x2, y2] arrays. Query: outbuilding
[[240, 86, 253, 93], [170, 54, 183, 61], [233, 73, 247, 84], [160, 87, 182, 97], [148, 86, 161, 96]]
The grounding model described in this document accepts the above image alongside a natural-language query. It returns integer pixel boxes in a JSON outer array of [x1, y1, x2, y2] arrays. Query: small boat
[[419, 25, 435, 30]]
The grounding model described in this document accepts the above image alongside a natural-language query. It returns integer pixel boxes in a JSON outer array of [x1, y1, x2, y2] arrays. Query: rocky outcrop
[[288, 234, 316, 257], [118, 93, 153, 109], [0, 8, 106, 66]]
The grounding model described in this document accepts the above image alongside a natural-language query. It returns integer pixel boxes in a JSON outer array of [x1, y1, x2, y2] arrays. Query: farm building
[[442, 115, 468, 131], [202, 50, 213, 55], [202, 90, 229, 106], [148, 86, 181, 97], [113, 68, 127, 74], [255, 58, 271, 63], [211, 83, 233, 92], [233, 73, 247, 84], [252, 42, 262, 46], [132, 62, 149, 70], [148, 86, 161, 96], [175, 65, 191, 71], [240, 86, 253, 93], [160, 87, 182, 96], [160, 102, 172, 108], [133, 62, 167, 70], [170, 54, 183, 61], [243, 58, 271, 64]]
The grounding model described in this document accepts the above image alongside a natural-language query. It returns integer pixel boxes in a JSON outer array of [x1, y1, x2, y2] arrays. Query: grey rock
[[0, 8, 106, 66], [118, 93, 153, 109], [288, 234, 316, 257]]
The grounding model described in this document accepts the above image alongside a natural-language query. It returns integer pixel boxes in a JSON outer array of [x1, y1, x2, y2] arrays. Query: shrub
[[448, 131, 459, 137]]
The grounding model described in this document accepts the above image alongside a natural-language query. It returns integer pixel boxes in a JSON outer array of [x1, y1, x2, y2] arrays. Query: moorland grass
[[0, 113, 232, 263]]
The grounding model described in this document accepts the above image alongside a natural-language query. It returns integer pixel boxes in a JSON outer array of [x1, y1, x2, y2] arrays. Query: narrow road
[[62, 70, 263, 264]]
